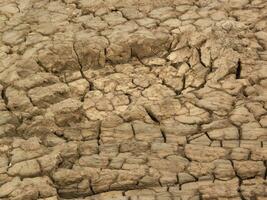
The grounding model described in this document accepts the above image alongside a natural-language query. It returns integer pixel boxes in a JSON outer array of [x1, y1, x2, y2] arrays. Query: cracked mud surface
[[0, 0, 267, 199]]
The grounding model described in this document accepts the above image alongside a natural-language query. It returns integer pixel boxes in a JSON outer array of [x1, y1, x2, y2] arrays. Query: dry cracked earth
[[0, 0, 267, 200]]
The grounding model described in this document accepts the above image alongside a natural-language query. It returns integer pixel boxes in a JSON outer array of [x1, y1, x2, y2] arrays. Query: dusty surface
[[0, 0, 267, 199]]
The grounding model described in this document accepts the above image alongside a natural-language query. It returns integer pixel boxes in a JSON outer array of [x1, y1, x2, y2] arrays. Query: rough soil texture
[[0, 0, 267, 199]]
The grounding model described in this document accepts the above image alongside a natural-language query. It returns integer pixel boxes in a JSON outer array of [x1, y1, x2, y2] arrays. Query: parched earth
[[0, 0, 267, 199]]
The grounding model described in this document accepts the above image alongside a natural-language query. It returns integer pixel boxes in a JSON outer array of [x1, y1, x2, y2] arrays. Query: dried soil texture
[[1, 0, 267, 200]]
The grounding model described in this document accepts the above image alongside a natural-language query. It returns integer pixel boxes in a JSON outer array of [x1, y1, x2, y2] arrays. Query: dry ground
[[0, 0, 267, 199]]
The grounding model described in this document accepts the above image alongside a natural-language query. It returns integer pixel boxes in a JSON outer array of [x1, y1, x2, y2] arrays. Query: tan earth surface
[[0, 0, 267, 199]]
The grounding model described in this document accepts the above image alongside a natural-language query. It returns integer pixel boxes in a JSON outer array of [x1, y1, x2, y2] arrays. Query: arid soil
[[0, 0, 267, 199]]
